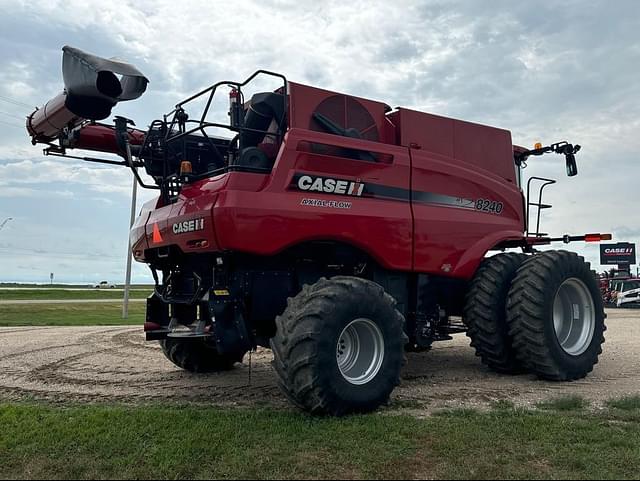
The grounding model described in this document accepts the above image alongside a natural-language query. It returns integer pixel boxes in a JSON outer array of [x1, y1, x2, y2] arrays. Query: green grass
[[0, 303, 144, 326], [1, 403, 639, 480], [607, 395, 640, 411], [0, 289, 152, 301], [536, 395, 589, 412]]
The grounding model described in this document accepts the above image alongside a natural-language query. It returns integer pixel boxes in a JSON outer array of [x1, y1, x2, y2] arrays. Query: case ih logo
[[294, 174, 365, 197], [604, 247, 633, 255], [600, 243, 636, 265], [173, 218, 205, 235]]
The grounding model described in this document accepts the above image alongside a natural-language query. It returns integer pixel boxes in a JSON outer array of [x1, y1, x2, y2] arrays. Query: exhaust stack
[[27, 46, 148, 143]]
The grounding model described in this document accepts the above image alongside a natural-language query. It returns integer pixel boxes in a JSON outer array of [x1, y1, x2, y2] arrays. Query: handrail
[[165, 70, 288, 145], [135, 70, 288, 201], [525, 176, 556, 236]]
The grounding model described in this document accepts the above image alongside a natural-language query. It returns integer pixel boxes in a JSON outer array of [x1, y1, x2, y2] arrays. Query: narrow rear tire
[[160, 339, 246, 373]]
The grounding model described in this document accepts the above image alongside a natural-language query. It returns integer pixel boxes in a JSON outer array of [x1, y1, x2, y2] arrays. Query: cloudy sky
[[0, 0, 638, 283]]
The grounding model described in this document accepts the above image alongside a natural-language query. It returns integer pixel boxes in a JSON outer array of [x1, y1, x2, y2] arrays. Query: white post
[[122, 176, 138, 319], [122, 139, 138, 320]]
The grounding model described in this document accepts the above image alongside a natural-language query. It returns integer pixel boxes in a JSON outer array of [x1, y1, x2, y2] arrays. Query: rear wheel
[[160, 339, 246, 373], [464, 253, 527, 374], [506, 250, 606, 381], [271, 276, 407, 416]]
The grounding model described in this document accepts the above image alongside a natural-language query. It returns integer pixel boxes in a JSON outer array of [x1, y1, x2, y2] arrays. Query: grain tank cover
[[388, 108, 516, 183], [62, 45, 148, 120]]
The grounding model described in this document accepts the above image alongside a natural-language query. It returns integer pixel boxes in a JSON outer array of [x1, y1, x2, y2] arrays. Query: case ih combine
[[27, 47, 611, 415]]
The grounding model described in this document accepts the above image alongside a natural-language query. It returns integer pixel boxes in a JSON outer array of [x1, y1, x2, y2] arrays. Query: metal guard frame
[[136, 70, 288, 198]]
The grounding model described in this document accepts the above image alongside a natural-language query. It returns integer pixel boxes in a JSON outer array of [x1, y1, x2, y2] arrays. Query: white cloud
[[0, 186, 74, 198], [0, 158, 149, 196]]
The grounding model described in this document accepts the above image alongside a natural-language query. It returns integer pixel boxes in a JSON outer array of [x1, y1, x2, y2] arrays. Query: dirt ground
[[1, 309, 638, 413]]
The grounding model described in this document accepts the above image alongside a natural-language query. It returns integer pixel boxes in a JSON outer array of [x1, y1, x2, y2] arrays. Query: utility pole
[[122, 162, 138, 319], [116, 116, 139, 320]]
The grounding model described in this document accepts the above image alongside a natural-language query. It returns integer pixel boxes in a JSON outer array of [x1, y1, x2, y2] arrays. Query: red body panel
[[389, 108, 517, 183], [132, 82, 528, 280], [215, 129, 413, 270], [130, 198, 153, 259], [410, 145, 524, 278], [139, 176, 226, 260]]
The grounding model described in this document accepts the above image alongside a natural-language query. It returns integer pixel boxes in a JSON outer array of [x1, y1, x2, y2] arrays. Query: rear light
[[585, 233, 612, 242], [144, 322, 162, 332]]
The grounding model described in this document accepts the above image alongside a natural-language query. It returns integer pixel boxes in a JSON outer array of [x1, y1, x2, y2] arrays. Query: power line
[[0, 246, 124, 260], [0, 119, 23, 130], [0, 110, 25, 121], [0, 95, 33, 110]]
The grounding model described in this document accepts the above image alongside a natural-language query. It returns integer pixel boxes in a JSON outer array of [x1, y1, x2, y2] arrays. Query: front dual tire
[[466, 250, 606, 381], [506, 250, 606, 381]]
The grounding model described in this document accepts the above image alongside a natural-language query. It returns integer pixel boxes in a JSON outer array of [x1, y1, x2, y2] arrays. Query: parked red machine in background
[[27, 46, 612, 416]]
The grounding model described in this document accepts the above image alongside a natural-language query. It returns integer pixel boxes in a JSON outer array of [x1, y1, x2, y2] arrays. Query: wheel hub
[[553, 278, 596, 356], [336, 318, 385, 385]]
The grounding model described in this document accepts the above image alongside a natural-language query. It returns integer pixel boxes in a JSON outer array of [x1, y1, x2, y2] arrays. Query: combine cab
[[27, 46, 611, 415]]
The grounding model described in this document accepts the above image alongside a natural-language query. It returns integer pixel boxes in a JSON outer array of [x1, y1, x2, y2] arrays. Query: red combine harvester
[[28, 47, 611, 415]]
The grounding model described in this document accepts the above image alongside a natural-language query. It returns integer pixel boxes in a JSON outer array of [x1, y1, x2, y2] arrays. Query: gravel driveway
[[1, 309, 638, 412]]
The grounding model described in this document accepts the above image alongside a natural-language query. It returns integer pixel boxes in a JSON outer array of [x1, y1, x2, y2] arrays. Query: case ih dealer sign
[[600, 243, 637, 265]]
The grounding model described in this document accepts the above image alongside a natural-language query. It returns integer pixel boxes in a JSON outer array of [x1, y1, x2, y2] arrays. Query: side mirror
[[566, 153, 578, 177]]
